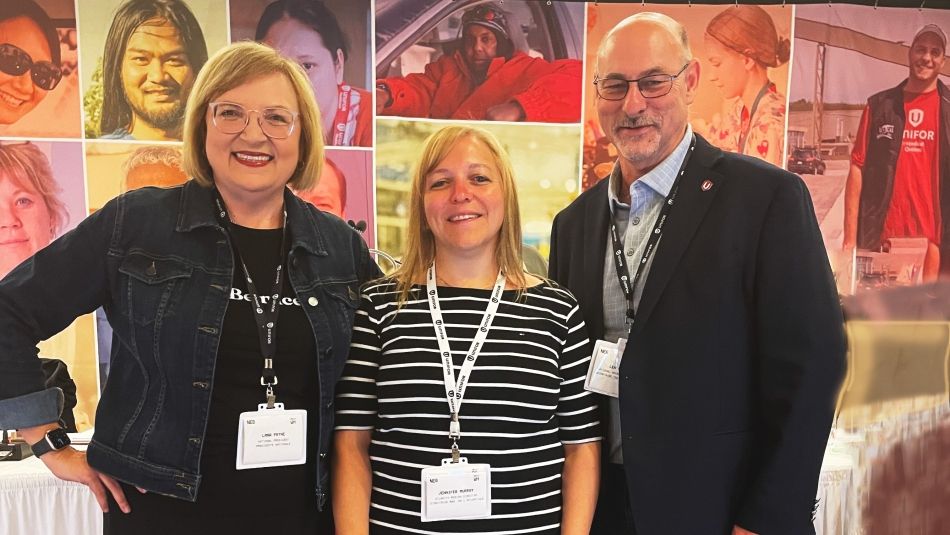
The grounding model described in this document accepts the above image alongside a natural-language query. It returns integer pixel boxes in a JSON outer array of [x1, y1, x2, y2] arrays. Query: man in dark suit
[[548, 13, 845, 535]]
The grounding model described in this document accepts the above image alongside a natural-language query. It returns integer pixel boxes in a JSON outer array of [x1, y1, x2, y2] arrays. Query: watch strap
[[30, 427, 70, 457]]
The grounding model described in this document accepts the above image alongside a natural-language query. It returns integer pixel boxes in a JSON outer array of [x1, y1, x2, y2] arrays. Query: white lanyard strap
[[426, 264, 505, 443]]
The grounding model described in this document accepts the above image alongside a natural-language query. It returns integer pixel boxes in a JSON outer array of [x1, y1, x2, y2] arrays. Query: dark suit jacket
[[549, 135, 846, 535]]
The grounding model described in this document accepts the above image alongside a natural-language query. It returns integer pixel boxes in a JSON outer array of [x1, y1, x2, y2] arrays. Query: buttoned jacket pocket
[[118, 251, 194, 326]]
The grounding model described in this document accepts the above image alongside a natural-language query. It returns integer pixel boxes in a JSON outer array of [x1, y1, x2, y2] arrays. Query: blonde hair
[[0, 142, 68, 237], [181, 41, 323, 190], [392, 126, 526, 304]]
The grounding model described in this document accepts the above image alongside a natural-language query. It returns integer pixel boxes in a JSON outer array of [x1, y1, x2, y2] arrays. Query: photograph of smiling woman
[[0, 142, 67, 279], [0, 1, 68, 134]]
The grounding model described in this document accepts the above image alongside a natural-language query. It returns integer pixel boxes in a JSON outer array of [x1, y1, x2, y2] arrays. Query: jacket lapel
[[583, 177, 611, 339], [631, 136, 724, 334]]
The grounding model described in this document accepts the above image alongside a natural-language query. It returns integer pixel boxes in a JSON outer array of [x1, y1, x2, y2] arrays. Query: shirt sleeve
[[556, 303, 602, 444], [850, 105, 870, 168], [334, 289, 381, 430]]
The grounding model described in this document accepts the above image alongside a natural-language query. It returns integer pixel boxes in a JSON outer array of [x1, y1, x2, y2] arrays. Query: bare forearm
[[333, 431, 373, 535], [561, 442, 600, 535], [17, 422, 62, 444]]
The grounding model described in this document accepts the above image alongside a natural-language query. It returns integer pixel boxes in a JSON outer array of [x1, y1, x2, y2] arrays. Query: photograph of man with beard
[[92, 0, 209, 140]]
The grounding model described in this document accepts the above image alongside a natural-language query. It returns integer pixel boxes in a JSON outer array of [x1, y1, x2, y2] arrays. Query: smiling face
[[0, 17, 53, 125], [908, 32, 946, 89], [463, 24, 498, 79], [204, 72, 301, 203], [262, 16, 343, 143], [423, 135, 505, 259], [703, 34, 748, 100], [596, 19, 698, 179], [0, 172, 53, 278], [121, 19, 195, 135]]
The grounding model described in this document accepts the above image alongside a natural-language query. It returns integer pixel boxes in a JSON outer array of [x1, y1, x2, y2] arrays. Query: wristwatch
[[29, 427, 71, 457]]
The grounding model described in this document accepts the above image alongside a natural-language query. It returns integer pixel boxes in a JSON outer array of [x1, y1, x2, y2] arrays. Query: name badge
[[420, 458, 492, 522], [584, 338, 625, 398], [236, 403, 307, 470]]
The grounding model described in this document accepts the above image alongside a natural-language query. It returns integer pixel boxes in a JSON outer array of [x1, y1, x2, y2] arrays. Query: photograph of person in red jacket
[[375, 2, 583, 123]]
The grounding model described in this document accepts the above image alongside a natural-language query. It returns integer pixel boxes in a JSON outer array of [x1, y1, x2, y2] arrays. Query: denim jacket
[[0, 181, 379, 506]]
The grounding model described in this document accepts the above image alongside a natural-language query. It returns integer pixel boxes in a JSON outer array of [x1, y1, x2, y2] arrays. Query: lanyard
[[331, 84, 353, 146], [738, 81, 772, 155], [609, 136, 695, 325], [213, 191, 288, 408], [426, 264, 506, 462]]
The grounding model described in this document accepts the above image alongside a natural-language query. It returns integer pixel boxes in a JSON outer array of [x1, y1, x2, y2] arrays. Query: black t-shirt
[[104, 224, 324, 533], [200, 223, 319, 512]]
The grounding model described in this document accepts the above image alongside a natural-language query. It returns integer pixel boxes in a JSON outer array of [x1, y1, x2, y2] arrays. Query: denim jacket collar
[[175, 180, 328, 256]]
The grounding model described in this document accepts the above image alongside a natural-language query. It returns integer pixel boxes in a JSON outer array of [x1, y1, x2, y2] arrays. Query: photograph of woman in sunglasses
[[0, 1, 77, 138]]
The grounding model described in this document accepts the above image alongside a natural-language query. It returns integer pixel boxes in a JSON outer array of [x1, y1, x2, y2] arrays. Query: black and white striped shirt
[[335, 279, 602, 534]]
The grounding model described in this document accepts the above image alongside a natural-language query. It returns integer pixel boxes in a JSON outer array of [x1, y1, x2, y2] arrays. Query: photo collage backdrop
[[1, 1, 947, 437]]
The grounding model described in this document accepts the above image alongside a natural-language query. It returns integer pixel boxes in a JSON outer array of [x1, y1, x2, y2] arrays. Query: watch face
[[47, 428, 71, 449]]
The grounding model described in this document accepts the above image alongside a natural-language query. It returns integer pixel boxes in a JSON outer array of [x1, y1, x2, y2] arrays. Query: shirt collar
[[607, 124, 693, 208]]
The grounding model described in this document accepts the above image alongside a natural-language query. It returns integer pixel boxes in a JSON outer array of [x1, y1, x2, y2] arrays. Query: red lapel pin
[[701, 179, 714, 191]]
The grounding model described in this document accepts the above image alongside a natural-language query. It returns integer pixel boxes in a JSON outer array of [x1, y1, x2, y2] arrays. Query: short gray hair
[[122, 145, 182, 180]]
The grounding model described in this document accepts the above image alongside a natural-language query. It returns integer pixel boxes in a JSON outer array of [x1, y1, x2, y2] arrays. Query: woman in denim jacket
[[0, 42, 378, 533]]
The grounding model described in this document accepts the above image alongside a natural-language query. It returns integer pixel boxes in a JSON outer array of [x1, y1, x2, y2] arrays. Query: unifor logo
[[908, 109, 924, 128], [435, 319, 442, 325]]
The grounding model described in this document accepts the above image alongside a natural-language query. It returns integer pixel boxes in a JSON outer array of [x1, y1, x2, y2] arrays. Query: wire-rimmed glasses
[[593, 63, 690, 101], [209, 102, 299, 139]]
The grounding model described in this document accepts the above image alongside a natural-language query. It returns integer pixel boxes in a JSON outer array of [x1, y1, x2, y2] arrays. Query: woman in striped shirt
[[333, 126, 601, 534]]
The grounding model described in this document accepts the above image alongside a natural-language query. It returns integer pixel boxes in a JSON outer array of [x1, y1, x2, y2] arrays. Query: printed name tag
[[584, 339, 625, 398], [420, 458, 491, 522], [236, 403, 307, 470]]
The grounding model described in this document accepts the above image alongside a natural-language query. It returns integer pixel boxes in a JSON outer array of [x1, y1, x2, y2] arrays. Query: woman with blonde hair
[[0, 142, 68, 278], [700, 5, 790, 166], [333, 125, 601, 534], [0, 41, 378, 533]]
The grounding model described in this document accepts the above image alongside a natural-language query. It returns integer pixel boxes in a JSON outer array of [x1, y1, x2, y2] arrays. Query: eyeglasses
[[0, 44, 62, 91], [208, 102, 299, 139], [593, 63, 690, 101]]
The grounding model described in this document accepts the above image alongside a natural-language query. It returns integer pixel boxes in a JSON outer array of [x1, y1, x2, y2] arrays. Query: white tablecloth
[[0, 455, 101, 535], [816, 449, 855, 535]]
